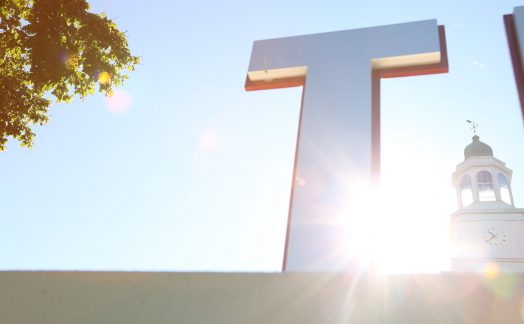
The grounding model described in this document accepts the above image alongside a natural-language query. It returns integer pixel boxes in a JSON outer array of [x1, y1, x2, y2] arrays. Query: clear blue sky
[[1, 0, 523, 272]]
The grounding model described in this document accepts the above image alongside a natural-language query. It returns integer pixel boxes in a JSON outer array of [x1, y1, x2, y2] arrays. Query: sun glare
[[339, 141, 455, 274]]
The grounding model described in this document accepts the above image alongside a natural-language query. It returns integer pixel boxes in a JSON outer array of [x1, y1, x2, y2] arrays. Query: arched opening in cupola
[[478, 171, 496, 201]]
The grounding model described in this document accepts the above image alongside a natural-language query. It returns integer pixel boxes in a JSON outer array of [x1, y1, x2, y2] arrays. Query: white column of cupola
[[450, 135, 524, 272]]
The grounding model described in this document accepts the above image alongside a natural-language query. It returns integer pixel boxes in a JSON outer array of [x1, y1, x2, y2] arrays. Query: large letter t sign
[[245, 20, 448, 271]]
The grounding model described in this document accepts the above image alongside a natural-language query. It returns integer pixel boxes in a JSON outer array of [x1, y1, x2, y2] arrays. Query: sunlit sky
[[1, 0, 524, 272]]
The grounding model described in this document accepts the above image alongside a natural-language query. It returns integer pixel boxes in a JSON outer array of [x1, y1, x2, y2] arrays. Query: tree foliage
[[0, 0, 139, 150]]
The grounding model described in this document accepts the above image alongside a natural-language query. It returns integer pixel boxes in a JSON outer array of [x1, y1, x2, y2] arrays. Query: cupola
[[452, 136, 514, 209]]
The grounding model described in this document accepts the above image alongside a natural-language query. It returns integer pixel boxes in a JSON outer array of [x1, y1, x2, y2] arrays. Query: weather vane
[[466, 120, 478, 135]]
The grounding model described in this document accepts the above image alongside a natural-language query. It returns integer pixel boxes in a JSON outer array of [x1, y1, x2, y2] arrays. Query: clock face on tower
[[484, 227, 508, 246]]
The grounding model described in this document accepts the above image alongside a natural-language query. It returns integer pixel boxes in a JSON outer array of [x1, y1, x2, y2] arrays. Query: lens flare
[[98, 71, 111, 85], [483, 270, 519, 299], [60, 52, 69, 64], [484, 262, 499, 280], [199, 129, 219, 151], [104, 90, 131, 114]]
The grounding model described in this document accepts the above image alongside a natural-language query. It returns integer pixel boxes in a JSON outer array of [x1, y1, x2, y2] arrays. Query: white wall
[[1, 271, 524, 323]]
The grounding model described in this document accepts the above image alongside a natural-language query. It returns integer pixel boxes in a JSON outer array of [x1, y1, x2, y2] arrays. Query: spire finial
[[466, 120, 478, 136]]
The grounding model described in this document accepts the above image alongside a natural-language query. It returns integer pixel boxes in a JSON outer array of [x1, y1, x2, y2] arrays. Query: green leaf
[[0, 0, 139, 150]]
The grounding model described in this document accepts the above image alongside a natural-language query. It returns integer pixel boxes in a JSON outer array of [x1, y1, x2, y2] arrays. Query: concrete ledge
[[1, 271, 523, 323]]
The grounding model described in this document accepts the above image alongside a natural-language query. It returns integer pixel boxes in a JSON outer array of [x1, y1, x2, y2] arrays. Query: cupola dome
[[464, 135, 493, 160]]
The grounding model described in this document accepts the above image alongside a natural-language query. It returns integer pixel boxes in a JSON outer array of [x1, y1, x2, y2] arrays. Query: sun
[[340, 141, 456, 274]]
